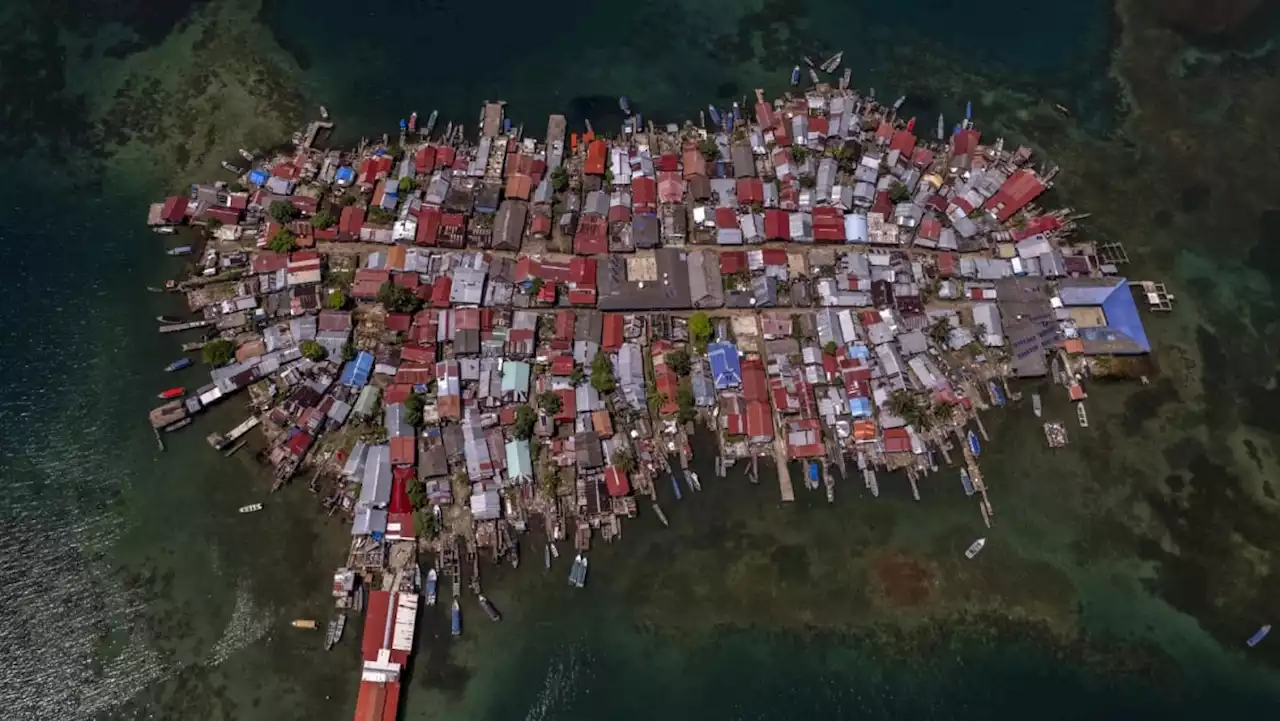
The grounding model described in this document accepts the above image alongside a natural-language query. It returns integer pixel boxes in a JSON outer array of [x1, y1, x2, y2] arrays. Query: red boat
[[158, 387, 184, 400]]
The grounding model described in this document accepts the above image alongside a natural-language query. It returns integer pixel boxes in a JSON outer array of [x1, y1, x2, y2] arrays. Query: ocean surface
[[1, 0, 1279, 718]]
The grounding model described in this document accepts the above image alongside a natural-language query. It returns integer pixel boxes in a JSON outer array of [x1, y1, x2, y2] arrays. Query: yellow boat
[[292, 619, 317, 630]]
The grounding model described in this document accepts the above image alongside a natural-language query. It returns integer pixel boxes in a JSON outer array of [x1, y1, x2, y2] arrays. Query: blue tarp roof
[[248, 169, 269, 186], [340, 351, 375, 388], [848, 397, 872, 418], [707, 343, 742, 389], [335, 167, 355, 182]]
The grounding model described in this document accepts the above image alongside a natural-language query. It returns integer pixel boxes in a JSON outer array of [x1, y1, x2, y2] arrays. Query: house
[[1056, 277, 1151, 355], [707, 343, 743, 389], [604, 466, 630, 496], [505, 440, 533, 483]]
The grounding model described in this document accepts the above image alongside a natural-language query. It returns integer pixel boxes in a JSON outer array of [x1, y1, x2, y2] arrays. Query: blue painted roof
[[707, 343, 742, 389], [848, 397, 872, 418], [340, 351, 375, 388], [1063, 278, 1151, 354], [248, 169, 269, 185], [335, 167, 355, 182]]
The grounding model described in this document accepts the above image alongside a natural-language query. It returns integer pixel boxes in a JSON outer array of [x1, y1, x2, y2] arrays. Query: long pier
[[159, 319, 213, 333]]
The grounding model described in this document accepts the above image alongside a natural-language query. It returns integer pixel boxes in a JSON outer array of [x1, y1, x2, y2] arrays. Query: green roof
[[501, 361, 531, 395], [505, 439, 533, 479]]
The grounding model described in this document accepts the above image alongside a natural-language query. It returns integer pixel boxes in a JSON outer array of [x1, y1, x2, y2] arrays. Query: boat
[[841, 68, 851, 88], [965, 100, 973, 120], [408, 111, 418, 131], [707, 105, 721, 126], [319, 105, 329, 120], [568, 554, 588, 588], [1054, 103, 1070, 116], [509, 539, 520, 569], [158, 387, 184, 400], [987, 380, 1005, 406], [237, 148, 254, 161], [156, 315, 183, 324], [790, 65, 801, 86], [451, 599, 461, 637], [802, 55, 815, 67], [425, 568, 438, 606], [549, 542, 559, 559], [671, 473, 683, 501], [166, 245, 193, 256], [820, 50, 843, 73], [323, 614, 346, 650], [1077, 403, 1089, 428], [808, 68, 820, 84], [937, 113, 945, 140], [959, 468, 975, 496], [893, 95, 907, 111], [478, 594, 502, 622], [967, 430, 981, 456], [965, 538, 986, 559], [239, 503, 263, 513], [1032, 392, 1042, 418], [652, 502, 669, 527], [731, 101, 741, 124], [619, 96, 631, 115], [1247, 624, 1271, 647], [164, 418, 192, 432], [1044, 421, 1069, 448], [153, 226, 177, 235], [425, 109, 438, 136], [687, 470, 701, 492], [292, 619, 317, 630], [166, 358, 194, 374], [544, 544, 551, 570]]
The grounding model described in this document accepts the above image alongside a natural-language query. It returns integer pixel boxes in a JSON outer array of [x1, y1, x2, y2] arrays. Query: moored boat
[[408, 111, 418, 131], [544, 544, 551, 570], [165, 358, 192, 372], [1247, 624, 1270, 647], [1077, 402, 1089, 428], [965, 538, 986, 559], [451, 599, 461, 637], [549, 542, 559, 559], [937, 113, 945, 140], [671, 473, 683, 500], [153, 226, 177, 235], [425, 109, 439, 136], [619, 96, 631, 115], [686, 470, 700, 492], [707, 105, 721, 126], [319, 105, 329, 120], [425, 568, 438, 606], [164, 418, 192, 432], [987, 380, 1005, 406], [158, 387, 184, 400], [959, 468, 975, 496], [478, 594, 502, 622], [1032, 392, 1042, 417], [893, 95, 907, 111], [790, 65, 801, 86], [156, 315, 182, 324], [323, 614, 346, 650], [239, 503, 263, 513], [652, 502, 669, 527], [166, 245, 193, 256], [967, 430, 981, 456], [568, 554, 588, 588], [291, 619, 316, 630]]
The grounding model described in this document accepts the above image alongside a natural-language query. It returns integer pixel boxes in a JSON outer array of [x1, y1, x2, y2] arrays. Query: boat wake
[[204, 579, 273, 667], [522, 643, 591, 721]]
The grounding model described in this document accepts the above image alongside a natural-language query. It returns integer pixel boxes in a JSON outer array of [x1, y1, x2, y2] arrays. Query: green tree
[[325, 288, 347, 310], [666, 348, 691, 377], [590, 352, 616, 393], [377, 282, 422, 313], [341, 342, 357, 362], [367, 206, 396, 225], [646, 382, 667, 414], [339, 194, 358, 207], [604, 168, 614, 186], [611, 446, 638, 473], [569, 367, 585, 386], [203, 339, 235, 367], [888, 181, 910, 204], [530, 277, 545, 295], [228, 181, 247, 193], [823, 340, 838, 355], [404, 392, 425, 427], [268, 200, 298, 225], [538, 391, 562, 415], [928, 316, 952, 347], [205, 218, 224, 235], [698, 138, 719, 161], [406, 478, 426, 509], [790, 145, 809, 163], [311, 209, 337, 230], [397, 176, 414, 193], [676, 383, 696, 423], [550, 166, 569, 193], [299, 340, 327, 361], [513, 405, 537, 440], [268, 228, 298, 254], [539, 466, 562, 500], [688, 312, 713, 348]]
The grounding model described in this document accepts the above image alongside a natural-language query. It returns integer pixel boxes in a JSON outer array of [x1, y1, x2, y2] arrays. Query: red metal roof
[[339, 206, 366, 238], [951, 129, 981, 159], [569, 256, 597, 289], [746, 401, 773, 439], [161, 196, 186, 223], [604, 466, 630, 497], [985, 169, 1046, 222], [431, 277, 452, 308], [568, 289, 597, 306], [415, 208, 440, 246], [384, 383, 413, 405], [251, 251, 288, 274], [551, 355, 575, 376], [812, 207, 845, 243], [415, 145, 437, 174], [353, 679, 401, 721], [682, 143, 708, 178], [715, 207, 738, 229], [529, 213, 552, 236], [608, 204, 631, 223], [883, 427, 912, 454], [736, 177, 764, 205], [554, 310, 575, 340], [937, 252, 958, 277], [390, 437, 416, 467], [764, 209, 789, 241], [632, 177, 656, 210], [742, 358, 767, 402], [889, 130, 917, 156], [555, 388, 576, 422], [585, 140, 608, 175], [574, 215, 607, 255], [919, 215, 942, 241], [203, 206, 241, 226], [719, 250, 747, 275], [761, 248, 787, 266], [656, 153, 679, 172], [602, 313, 624, 350]]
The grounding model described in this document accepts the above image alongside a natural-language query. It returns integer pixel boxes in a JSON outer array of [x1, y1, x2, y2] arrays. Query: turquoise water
[[1, 0, 1279, 718]]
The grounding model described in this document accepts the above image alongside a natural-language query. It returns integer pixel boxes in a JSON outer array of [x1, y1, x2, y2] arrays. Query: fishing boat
[[987, 380, 1005, 406], [238, 503, 263, 514], [1247, 624, 1271, 647], [425, 568, 437, 606], [323, 614, 346, 650], [1054, 103, 1071, 116], [158, 387, 184, 400], [568, 554, 589, 588], [670, 473, 683, 501], [937, 113, 945, 140], [451, 599, 461, 637], [292, 619, 317, 630], [1044, 421, 1069, 448], [544, 544, 551, 570], [424, 109, 438, 136], [688, 470, 701, 491], [157, 315, 182, 324], [707, 105, 721, 126], [478, 594, 502, 622], [790, 65, 801, 86], [808, 68, 820, 84], [965, 538, 986, 559], [164, 418, 192, 432], [652, 502, 669, 527], [153, 226, 177, 235], [319, 105, 329, 120], [1077, 403, 1089, 428], [820, 50, 843, 73], [802, 55, 815, 67], [959, 468, 975, 497], [1032, 392, 1042, 418], [166, 245, 193, 256], [238, 148, 255, 161], [840, 68, 851, 88], [509, 539, 520, 569], [967, 430, 981, 456], [619, 96, 631, 115], [408, 111, 418, 131], [893, 95, 907, 111]]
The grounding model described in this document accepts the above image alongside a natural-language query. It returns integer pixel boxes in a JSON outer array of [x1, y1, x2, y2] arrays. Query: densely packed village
[[147, 81, 1164, 720]]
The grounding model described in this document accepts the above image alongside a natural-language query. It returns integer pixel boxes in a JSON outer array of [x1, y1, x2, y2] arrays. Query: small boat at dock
[[965, 538, 986, 559], [164, 418, 192, 432], [670, 473, 683, 500], [319, 105, 329, 120], [1054, 103, 1071, 116], [451, 599, 461, 637], [544, 544, 551, 570], [652, 502, 669, 527], [893, 95, 907, 111], [937, 113, 945, 140], [549, 542, 559, 559], [1247, 624, 1270, 647], [323, 614, 346, 650], [959, 468, 975, 496], [619, 96, 631, 115], [707, 105, 721, 126], [158, 387, 184, 400], [408, 111, 418, 131], [156, 315, 182, 324], [802, 55, 815, 67], [153, 226, 177, 235], [967, 430, 981, 456], [239, 503, 263, 513], [425, 110, 438, 136], [166, 245, 193, 256], [790, 65, 801, 86], [1032, 392, 1042, 417], [165, 358, 192, 372], [1077, 403, 1089, 428], [238, 148, 255, 161], [426, 568, 437, 606], [568, 554, 588, 588], [686, 470, 700, 492], [820, 50, 843, 73], [478, 594, 502, 622], [292, 619, 317, 630], [987, 380, 1005, 406]]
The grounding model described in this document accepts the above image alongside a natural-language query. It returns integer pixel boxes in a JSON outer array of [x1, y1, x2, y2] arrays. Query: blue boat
[[987, 380, 1005, 407], [790, 65, 801, 86], [671, 473, 683, 501], [619, 96, 631, 115], [967, 430, 981, 456], [1247, 624, 1270, 647], [634, 112, 643, 128], [807, 462, 821, 490], [965, 101, 972, 120], [425, 568, 437, 606], [503, 117, 512, 132], [451, 599, 461, 637], [707, 105, 721, 126], [399, 118, 407, 129], [166, 245, 193, 256], [732, 102, 741, 124], [960, 468, 975, 496], [165, 358, 192, 372]]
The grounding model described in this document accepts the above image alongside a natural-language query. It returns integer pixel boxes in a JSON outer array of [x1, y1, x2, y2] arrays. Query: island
[[144, 60, 1168, 720]]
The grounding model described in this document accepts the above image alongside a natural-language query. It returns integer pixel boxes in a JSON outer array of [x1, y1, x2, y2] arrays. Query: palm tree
[[928, 316, 952, 347], [886, 390, 920, 419]]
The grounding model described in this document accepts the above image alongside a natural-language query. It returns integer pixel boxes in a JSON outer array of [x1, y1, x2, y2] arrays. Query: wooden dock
[[159, 319, 213, 333], [772, 435, 794, 502]]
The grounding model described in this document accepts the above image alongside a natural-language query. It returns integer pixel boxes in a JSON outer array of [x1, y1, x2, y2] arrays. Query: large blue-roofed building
[[707, 343, 742, 389], [1058, 277, 1150, 355], [340, 351, 375, 387]]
